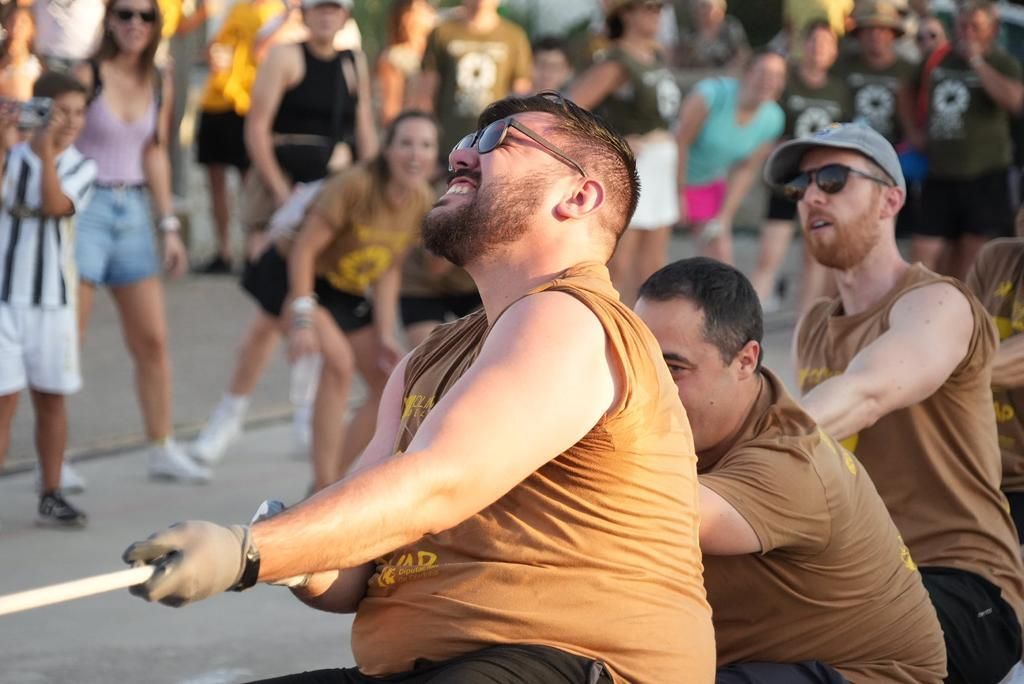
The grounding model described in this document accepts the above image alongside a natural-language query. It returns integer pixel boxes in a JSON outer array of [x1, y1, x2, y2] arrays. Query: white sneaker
[[34, 461, 86, 494], [148, 440, 212, 484], [191, 408, 244, 466]]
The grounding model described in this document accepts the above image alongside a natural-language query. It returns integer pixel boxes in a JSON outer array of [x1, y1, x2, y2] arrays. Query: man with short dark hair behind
[[119, 93, 716, 683], [635, 257, 946, 684], [767, 121, 1024, 684]]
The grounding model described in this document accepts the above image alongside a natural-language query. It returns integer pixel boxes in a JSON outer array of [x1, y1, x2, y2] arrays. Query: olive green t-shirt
[[781, 63, 853, 139], [966, 238, 1024, 494], [836, 53, 916, 143], [422, 18, 533, 160], [922, 48, 1024, 179], [591, 46, 682, 137]]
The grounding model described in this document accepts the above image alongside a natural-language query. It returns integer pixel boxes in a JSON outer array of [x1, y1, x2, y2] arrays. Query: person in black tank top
[[187, 0, 378, 470]]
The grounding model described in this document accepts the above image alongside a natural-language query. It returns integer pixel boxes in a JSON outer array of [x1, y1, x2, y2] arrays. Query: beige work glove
[[122, 521, 252, 607]]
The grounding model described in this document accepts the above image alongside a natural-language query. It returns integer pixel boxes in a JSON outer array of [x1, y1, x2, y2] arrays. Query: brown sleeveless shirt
[[966, 238, 1024, 494], [796, 263, 1024, 624], [352, 262, 715, 683]]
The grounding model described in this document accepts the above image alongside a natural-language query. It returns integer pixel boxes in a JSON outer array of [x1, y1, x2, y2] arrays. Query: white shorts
[[0, 304, 81, 395], [630, 137, 680, 230]]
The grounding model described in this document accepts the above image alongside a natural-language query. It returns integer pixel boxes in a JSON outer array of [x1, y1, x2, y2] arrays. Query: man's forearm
[[993, 334, 1024, 389], [801, 374, 881, 440], [252, 449, 457, 582]]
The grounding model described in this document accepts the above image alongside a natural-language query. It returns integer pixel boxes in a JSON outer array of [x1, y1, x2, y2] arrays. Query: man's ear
[[734, 340, 761, 380], [554, 178, 605, 221], [878, 185, 905, 221]]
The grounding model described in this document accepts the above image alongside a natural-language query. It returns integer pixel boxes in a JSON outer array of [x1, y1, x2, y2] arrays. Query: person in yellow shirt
[[784, 0, 854, 57], [195, 0, 286, 273]]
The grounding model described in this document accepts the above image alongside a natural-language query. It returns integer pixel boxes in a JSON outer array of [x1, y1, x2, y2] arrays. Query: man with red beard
[[119, 93, 716, 683], [765, 121, 1024, 684]]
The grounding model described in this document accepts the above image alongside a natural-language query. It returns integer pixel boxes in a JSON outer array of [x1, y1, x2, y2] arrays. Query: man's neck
[[464, 9, 499, 32], [798, 63, 827, 87], [306, 38, 336, 59], [467, 246, 602, 325], [834, 240, 910, 316], [698, 374, 762, 462], [863, 50, 896, 70]]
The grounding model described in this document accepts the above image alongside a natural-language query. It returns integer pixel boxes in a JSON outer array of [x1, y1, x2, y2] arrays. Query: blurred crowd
[[2, 0, 1023, 527]]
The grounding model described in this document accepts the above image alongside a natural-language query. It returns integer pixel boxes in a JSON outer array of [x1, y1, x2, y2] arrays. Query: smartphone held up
[[0, 96, 53, 130]]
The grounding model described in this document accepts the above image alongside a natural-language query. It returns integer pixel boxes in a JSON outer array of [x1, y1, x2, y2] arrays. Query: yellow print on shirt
[[996, 281, 1014, 298], [995, 400, 1016, 424], [898, 536, 917, 572], [798, 366, 842, 391], [403, 394, 436, 420], [818, 428, 858, 475], [324, 245, 393, 294], [374, 550, 440, 587]]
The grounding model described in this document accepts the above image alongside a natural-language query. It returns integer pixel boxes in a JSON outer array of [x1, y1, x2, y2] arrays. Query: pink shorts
[[684, 179, 726, 223]]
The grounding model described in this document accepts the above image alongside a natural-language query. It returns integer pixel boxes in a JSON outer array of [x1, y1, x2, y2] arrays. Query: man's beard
[[804, 204, 881, 270], [422, 175, 541, 267]]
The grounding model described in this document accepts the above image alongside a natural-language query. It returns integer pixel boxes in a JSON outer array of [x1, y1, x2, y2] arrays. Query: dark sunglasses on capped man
[[783, 163, 895, 202]]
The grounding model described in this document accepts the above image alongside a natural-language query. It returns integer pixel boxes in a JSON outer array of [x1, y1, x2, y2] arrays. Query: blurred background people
[[193, 0, 376, 464], [0, 7, 42, 101], [531, 35, 574, 93], [375, 0, 436, 128], [414, 0, 533, 165], [760, 20, 849, 313], [908, 0, 1024, 280], [674, 0, 750, 82], [32, 0, 105, 73], [570, 0, 683, 303], [675, 50, 786, 267], [73, 0, 201, 482], [193, 0, 286, 274]]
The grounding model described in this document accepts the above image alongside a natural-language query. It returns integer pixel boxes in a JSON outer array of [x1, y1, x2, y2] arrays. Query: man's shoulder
[[977, 237, 1024, 275]]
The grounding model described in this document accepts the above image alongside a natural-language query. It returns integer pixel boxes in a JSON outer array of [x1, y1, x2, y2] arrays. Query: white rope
[[0, 566, 155, 617]]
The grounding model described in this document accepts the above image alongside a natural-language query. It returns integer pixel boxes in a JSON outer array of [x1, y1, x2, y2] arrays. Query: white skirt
[[630, 137, 680, 230]]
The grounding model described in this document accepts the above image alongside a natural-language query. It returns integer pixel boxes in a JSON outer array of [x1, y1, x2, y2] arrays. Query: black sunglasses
[[782, 163, 894, 201], [450, 116, 587, 177], [112, 8, 157, 23], [916, 31, 939, 42]]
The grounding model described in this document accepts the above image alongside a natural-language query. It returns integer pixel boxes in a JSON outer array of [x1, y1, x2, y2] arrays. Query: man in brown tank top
[[967, 237, 1024, 551], [119, 93, 716, 683], [635, 257, 946, 684], [764, 122, 1024, 684]]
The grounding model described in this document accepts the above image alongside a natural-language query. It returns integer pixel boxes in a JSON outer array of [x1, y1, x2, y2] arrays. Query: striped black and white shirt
[[0, 142, 96, 309]]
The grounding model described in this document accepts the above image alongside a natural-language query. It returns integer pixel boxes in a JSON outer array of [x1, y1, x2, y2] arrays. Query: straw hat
[[850, 0, 907, 36]]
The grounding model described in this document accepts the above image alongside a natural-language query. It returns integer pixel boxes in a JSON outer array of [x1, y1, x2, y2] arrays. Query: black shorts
[[918, 169, 1014, 240], [716, 661, 848, 683], [241, 247, 373, 333], [246, 644, 612, 683], [1006, 491, 1024, 544], [197, 110, 250, 170], [920, 566, 1022, 684], [400, 293, 482, 327], [766, 192, 797, 222]]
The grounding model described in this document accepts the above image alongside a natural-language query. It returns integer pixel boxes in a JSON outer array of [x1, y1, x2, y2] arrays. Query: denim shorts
[[76, 185, 159, 286]]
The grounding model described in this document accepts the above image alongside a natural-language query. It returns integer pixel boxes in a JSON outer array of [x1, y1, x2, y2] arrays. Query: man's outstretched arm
[[125, 292, 618, 604], [800, 283, 973, 440]]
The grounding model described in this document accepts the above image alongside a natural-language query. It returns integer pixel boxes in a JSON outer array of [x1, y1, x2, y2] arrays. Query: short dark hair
[[33, 71, 88, 100], [638, 257, 764, 369], [803, 18, 835, 41], [476, 92, 640, 249], [532, 35, 570, 59]]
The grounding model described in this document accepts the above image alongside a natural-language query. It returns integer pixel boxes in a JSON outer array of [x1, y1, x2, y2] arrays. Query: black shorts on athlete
[[716, 661, 848, 683], [918, 169, 1014, 240], [1007, 491, 1024, 544], [920, 566, 1022, 684], [247, 644, 612, 684], [197, 109, 250, 171], [400, 293, 482, 327], [242, 247, 373, 333]]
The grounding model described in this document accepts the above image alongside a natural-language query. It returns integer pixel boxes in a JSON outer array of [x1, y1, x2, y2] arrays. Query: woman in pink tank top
[[71, 0, 208, 483]]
